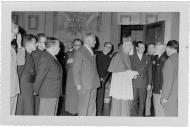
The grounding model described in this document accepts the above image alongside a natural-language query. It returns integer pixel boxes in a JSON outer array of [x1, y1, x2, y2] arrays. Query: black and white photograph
[[0, 1, 189, 126]]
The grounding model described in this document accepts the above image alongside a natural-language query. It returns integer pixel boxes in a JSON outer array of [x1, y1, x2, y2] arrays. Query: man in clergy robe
[[161, 40, 179, 116], [129, 41, 152, 116], [95, 42, 112, 116], [16, 34, 37, 115], [31, 33, 46, 115], [33, 38, 63, 115], [108, 35, 139, 116], [72, 33, 100, 116]]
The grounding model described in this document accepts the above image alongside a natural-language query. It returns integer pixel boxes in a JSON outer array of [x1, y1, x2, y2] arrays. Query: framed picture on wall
[[120, 15, 132, 24], [28, 15, 39, 30], [145, 15, 158, 24], [12, 14, 19, 24]]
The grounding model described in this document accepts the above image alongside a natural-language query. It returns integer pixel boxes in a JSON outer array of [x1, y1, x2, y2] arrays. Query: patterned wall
[[12, 12, 105, 50], [53, 12, 102, 48]]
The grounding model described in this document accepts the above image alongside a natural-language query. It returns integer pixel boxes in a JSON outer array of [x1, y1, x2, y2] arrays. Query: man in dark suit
[[152, 43, 168, 116], [161, 40, 178, 116], [72, 33, 100, 116], [31, 33, 46, 115], [145, 43, 156, 116], [16, 34, 37, 115], [129, 41, 152, 116], [33, 38, 63, 115], [95, 42, 112, 116], [32, 33, 46, 64]]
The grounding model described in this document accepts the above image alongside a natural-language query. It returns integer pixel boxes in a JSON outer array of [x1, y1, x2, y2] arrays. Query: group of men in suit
[[131, 41, 178, 117], [11, 26, 63, 115], [11, 21, 178, 116]]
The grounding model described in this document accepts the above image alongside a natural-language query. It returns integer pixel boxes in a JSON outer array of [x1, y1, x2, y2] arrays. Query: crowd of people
[[11, 21, 179, 116]]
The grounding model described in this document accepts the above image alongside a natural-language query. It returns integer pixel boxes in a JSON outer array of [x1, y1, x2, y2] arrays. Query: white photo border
[[0, 1, 189, 126]]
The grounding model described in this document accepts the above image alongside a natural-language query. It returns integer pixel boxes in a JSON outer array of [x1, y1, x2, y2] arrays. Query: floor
[[57, 80, 154, 116], [57, 97, 111, 116], [57, 97, 155, 116]]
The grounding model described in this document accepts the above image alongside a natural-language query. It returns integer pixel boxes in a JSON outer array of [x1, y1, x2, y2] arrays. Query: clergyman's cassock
[[108, 50, 137, 100], [108, 50, 138, 116]]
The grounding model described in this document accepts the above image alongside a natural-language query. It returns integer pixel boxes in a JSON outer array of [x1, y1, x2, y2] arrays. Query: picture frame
[[120, 15, 132, 25], [12, 14, 19, 24], [145, 15, 158, 24], [28, 15, 39, 30]]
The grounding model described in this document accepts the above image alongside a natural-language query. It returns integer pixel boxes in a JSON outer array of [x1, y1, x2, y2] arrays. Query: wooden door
[[143, 21, 165, 45]]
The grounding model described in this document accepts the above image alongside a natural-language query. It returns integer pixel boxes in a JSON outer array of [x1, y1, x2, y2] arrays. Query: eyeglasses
[[73, 44, 81, 47], [105, 45, 112, 49]]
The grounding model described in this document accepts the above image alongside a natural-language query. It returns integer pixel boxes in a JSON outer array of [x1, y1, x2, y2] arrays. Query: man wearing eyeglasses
[[95, 42, 113, 116]]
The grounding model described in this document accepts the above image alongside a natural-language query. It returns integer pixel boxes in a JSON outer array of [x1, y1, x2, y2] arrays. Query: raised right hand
[[16, 33, 22, 48]]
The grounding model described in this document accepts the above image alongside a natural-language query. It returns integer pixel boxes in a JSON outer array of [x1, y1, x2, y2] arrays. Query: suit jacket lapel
[[45, 51, 63, 83], [134, 48, 141, 65], [20, 51, 30, 77], [45, 51, 61, 66], [81, 46, 94, 63], [140, 54, 146, 64]]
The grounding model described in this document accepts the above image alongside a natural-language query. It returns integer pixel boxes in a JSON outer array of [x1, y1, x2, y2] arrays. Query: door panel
[[143, 21, 165, 44]]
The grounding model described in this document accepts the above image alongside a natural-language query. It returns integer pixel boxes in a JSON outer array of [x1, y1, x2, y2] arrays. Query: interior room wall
[[12, 12, 180, 51], [117, 12, 180, 44]]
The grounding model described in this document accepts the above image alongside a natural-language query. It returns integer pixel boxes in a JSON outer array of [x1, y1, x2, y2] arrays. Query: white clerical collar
[[103, 50, 107, 55], [84, 44, 94, 55]]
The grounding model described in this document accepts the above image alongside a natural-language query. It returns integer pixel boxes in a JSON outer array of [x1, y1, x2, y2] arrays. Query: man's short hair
[[84, 33, 95, 40], [147, 43, 155, 47], [156, 42, 166, 48], [136, 41, 145, 47], [23, 34, 37, 47], [122, 34, 132, 43], [117, 42, 123, 48], [104, 42, 112, 47], [45, 37, 59, 49], [36, 33, 46, 42], [167, 40, 179, 51], [122, 31, 131, 38], [47, 37, 58, 41], [73, 38, 83, 45]]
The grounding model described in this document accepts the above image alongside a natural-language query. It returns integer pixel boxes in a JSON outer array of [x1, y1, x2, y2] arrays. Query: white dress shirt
[[137, 52, 143, 61]]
